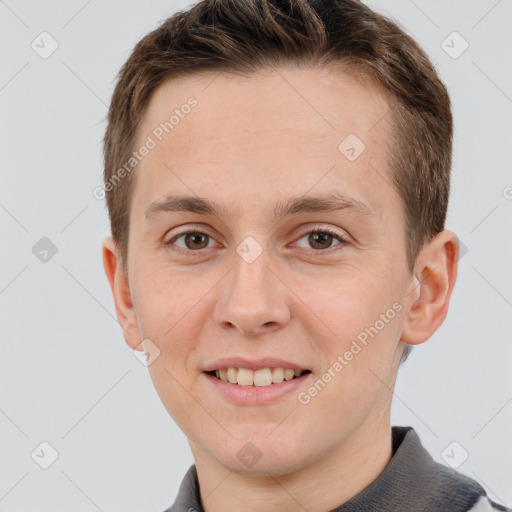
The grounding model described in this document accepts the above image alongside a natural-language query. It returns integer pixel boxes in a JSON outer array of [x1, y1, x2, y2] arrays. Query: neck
[[192, 414, 393, 512]]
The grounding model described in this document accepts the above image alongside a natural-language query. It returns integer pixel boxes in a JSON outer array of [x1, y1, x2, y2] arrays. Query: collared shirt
[[163, 425, 511, 512]]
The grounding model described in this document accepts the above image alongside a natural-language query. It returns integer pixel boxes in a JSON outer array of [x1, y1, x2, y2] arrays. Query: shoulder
[[161, 465, 203, 512], [468, 496, 512, 512], [389, 427, 511, 512]]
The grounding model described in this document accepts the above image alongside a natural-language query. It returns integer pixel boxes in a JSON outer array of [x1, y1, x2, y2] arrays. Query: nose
[[213, 249, 291, 337]]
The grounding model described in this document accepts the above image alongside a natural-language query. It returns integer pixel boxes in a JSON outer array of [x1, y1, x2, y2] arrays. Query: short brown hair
[[102, 0, 453, 363]]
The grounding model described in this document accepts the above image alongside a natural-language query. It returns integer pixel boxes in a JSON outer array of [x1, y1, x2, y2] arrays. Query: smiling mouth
[[206, 367, 312, 387]]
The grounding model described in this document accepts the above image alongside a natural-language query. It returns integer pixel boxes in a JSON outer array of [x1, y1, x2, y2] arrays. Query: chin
[[222, 454, 308, 478], [212, 434, 315, 477]]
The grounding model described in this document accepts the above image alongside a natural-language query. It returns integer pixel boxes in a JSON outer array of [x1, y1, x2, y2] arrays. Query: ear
[[102, 236, 141, 350], [400, 230, 460, 346]]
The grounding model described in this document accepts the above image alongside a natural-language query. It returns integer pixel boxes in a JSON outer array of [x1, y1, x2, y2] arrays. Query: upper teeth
[[214, 367, 304, 386]]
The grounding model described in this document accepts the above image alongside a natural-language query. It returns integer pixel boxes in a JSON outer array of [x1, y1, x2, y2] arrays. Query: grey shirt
[[163, 426, 510, 512]]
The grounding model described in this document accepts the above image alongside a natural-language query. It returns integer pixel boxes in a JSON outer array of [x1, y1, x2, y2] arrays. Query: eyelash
[[164, 226, 350, 256]]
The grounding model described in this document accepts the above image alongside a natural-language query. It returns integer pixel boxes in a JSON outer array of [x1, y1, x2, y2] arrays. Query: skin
[[103, 65, 459, 512]]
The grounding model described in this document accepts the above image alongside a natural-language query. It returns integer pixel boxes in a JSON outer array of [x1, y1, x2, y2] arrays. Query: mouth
[[205, 367, 312, 387]]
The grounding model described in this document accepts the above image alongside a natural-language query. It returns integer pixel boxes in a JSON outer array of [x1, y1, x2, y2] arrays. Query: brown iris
[[184, 232, 209, 250], [308, 232, 334, 249]]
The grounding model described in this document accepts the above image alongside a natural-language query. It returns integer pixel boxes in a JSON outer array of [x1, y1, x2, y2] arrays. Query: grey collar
[[165, 426, 487, 512]]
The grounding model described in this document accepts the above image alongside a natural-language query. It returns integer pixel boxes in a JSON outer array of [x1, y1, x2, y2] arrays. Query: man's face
[[119, 66, 418, 475]]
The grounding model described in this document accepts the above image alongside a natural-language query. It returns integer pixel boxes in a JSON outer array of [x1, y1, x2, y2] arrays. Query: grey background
[[0, 0, 511, 510]]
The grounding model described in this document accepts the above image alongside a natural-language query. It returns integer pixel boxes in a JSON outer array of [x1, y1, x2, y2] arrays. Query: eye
[[165, 231, 217, 253], [294, 227, 349, 251], [164, 226, 349, 255]]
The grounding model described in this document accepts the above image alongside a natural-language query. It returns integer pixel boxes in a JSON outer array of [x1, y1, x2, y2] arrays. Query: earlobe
[[101, 237, 140, 349], [400, 230, 459, 346]]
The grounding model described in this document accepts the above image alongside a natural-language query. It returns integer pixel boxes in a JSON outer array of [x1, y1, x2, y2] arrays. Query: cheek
[[132, 263, 204, 336], [129, 268, 210, 386], [318, 273, 386, 331], [146, 359, 200, 436], [313, 270, 404, 369]]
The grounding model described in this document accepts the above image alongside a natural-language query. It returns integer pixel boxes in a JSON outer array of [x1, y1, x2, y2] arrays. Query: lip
[[202, 356, 310, 372], [202, 370, 313, 405]]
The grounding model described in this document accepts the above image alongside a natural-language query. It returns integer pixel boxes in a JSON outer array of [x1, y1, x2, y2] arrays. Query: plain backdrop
[[0, 1, 511, 511]]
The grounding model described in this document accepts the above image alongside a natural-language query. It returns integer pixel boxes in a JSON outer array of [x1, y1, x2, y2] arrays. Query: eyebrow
[[143, 192, 377, 222]]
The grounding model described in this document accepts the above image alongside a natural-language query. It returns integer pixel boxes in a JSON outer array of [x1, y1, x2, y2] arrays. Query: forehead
[[131, 65, 398, 223]]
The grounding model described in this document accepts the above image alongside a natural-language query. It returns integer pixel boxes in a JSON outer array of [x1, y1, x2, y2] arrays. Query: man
[[101, 0, 511, 510]]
